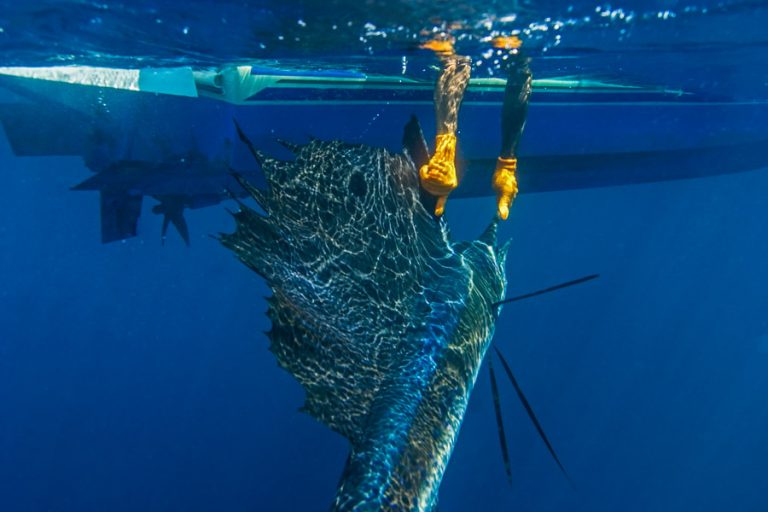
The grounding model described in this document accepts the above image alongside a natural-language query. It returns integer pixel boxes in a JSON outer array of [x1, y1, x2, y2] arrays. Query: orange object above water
[[420, 37, 456, 56], [491, 35, 523, 50]]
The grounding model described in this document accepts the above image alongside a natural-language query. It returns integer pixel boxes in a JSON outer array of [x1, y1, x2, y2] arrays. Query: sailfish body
[[220, 131, 507, 510]]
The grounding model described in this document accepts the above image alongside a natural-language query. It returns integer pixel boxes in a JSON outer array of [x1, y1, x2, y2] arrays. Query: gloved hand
[[492, 156, 519, 220], [419, 133, 458, 216]]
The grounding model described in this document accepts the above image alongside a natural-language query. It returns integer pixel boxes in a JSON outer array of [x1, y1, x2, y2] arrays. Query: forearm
[[499, 57, 532, 158]]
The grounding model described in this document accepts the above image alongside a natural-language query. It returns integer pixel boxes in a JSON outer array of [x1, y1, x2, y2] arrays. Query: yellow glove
[[492, 156, 518, 220], [420, 37, 455, 56], [419, 133, 458, 216]]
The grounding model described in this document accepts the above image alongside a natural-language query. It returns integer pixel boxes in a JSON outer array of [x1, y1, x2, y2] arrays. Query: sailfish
[[219, 118, 591, 510]]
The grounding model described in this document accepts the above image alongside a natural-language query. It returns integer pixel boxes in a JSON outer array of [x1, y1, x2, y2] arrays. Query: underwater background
[[1, 1, 768, 511]]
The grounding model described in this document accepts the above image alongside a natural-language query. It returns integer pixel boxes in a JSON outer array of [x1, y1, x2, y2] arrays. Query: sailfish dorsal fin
[[221, 124, 468, 444]]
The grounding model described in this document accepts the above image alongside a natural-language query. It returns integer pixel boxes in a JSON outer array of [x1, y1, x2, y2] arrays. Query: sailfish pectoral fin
[[489, 274, 599, 485], [488, 357, 513, 484], [493, 347, 572, 484]]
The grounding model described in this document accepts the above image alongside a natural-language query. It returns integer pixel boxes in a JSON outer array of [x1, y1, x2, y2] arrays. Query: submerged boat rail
[[0, 62, 766, 245], [0, 64, 688, 104]]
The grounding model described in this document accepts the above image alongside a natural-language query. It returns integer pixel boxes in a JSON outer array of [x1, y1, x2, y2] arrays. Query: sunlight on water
[[0, 1, 763, 99]]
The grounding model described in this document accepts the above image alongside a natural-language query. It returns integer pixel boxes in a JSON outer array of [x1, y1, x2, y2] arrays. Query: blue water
[[2, 1, 768, 511]]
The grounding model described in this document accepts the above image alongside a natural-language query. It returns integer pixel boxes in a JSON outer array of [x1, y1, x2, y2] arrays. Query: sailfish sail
[[220, 122, 508, 511]]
